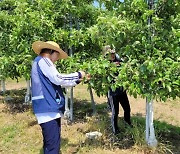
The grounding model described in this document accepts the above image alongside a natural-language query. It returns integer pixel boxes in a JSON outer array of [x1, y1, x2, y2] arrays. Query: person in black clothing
[[103, 46, 132, 135]]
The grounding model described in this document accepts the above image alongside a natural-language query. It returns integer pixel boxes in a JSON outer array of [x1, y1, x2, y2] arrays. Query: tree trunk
[[1, 80, 6, 93], [145, 97, 149, 142], [146, 97, 158, 147], [24, 80, 31, 104], [65, 88, 69, 111], [70, 87, 74, 121], [146, 0, 157, 147], [64, 88, 70, 119], [89, 86, 96, 115], [69, 12, 74, 121]]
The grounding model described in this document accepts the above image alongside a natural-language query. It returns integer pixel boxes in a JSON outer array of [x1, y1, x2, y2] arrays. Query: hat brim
[[32, 41, 68, 59]]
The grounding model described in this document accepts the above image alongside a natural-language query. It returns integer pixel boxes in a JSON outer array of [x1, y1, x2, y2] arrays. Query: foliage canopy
[[0, 0, 179, 101]]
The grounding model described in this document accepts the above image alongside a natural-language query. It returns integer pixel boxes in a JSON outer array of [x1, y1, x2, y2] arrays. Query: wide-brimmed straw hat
[[32, 41, 68, 59]]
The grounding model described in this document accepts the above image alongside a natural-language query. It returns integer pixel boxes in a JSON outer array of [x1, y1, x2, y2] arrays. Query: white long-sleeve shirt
[[39, 57, 80, 87], [35, 57, 81, 124]]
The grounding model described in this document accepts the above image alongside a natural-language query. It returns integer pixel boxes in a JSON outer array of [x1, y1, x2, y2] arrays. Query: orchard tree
[[90, 0, 180, 146], [0, 0, 100, 80], [0, 0, 100, 105], [58, 0, 180, 147]]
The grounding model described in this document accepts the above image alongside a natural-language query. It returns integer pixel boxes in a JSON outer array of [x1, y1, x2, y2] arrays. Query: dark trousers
[[108, 90, 131, 133], [40, 118, 61, 154]]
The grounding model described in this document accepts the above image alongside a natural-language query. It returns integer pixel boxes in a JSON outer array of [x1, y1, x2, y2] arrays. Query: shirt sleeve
[[38, 57, 81, 87], [115, 53, 124, 62]]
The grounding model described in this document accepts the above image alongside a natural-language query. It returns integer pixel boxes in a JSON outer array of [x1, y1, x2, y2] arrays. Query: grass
[[0, 82, 180, 154]]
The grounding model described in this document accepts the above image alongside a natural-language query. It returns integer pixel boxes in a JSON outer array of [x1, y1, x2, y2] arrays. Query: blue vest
[[31, 56, 65, 114]]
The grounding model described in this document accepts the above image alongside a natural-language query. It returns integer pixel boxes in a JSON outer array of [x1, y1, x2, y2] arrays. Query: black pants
[[40, 118, 61, 154], [108, 90, 131, 133]]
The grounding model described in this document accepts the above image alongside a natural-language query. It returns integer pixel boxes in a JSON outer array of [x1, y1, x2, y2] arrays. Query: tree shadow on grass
[[70, 99, 135, 150], [70, 98, 110, 123], [0, 88, 32, 114], [72, 98, 95, 122], [154, 119, 180, 153], [70, 100, 180, 153]]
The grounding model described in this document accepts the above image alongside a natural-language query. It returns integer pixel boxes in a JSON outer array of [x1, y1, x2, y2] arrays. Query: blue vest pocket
[[56, 90, 65, 114]]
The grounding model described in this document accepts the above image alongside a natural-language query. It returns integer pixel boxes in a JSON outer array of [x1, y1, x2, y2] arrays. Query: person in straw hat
[[31, 40, 86, 154], [103, 45, 132, 135]]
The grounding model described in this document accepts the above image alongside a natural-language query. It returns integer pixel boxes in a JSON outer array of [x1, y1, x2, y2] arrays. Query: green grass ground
[[0, 79, 179, 154]]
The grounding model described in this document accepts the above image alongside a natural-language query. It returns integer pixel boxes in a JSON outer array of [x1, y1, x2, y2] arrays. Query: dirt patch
[[3, 79, 26, 90]]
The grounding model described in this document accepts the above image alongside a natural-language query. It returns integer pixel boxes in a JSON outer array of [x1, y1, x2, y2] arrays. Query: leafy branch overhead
[[0, 0, 179, 101]]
